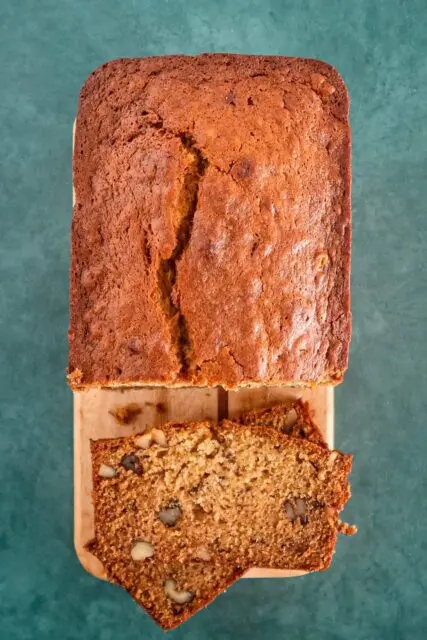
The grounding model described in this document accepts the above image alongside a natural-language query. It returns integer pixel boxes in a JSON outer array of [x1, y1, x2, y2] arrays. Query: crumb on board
[[145, 401, 167, 414], [109, 403, 142, 425], [338, 520, 358, 536], [156, 402, 166, 414]]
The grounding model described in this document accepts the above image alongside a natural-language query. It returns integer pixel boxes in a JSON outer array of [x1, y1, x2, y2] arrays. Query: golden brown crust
[[89, 417, 352, 629], [69, 54, 351, 390]]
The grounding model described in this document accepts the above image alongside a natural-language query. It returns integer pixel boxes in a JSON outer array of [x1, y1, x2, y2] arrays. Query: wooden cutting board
[[74, 385, 334, 580]]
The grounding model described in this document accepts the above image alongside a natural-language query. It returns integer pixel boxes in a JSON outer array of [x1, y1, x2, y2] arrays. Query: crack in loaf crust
[[69, 54, 351, 389]]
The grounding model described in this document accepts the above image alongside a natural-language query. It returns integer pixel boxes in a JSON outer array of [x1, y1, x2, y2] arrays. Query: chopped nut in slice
[[152, 428, 167, 447], [131, 540, 154, 561], [135, 433, 152, 449], [98, 463, 117, 478], [284, 498, 309, 524], [158, 499, 182, 527], [295, 498, 308, 524], [164, 579, 194, 604], [120, 453, 143, 475], [283, 500, 296, 523], [284, 408, 298, 429]]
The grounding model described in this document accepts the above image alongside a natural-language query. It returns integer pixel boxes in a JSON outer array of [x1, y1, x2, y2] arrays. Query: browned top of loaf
[[89, 420, 352, 629], [69, 54, 351, 389]]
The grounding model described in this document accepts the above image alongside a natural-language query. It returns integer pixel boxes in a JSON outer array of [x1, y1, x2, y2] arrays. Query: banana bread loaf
[[69, 54, 351, 390], [89, 419, 352, 629]]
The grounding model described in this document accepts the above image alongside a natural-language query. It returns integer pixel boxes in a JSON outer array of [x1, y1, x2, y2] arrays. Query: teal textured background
[[1, 1, 426, 638]]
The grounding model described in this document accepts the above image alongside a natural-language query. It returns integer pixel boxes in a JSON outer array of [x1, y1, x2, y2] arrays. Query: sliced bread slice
[[89, 420, 352, 629], [237, 398, 326, 446]]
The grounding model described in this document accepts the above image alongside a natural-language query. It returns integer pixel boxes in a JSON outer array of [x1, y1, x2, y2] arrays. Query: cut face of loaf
[[237, 398, 326, 447], [89, 419, 352, 629]]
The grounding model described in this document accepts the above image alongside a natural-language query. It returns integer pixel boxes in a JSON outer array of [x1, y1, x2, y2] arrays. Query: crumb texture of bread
[[238, 398, 326, 446], [89, 416, 352, 629], [69, 54, 351, 390]]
